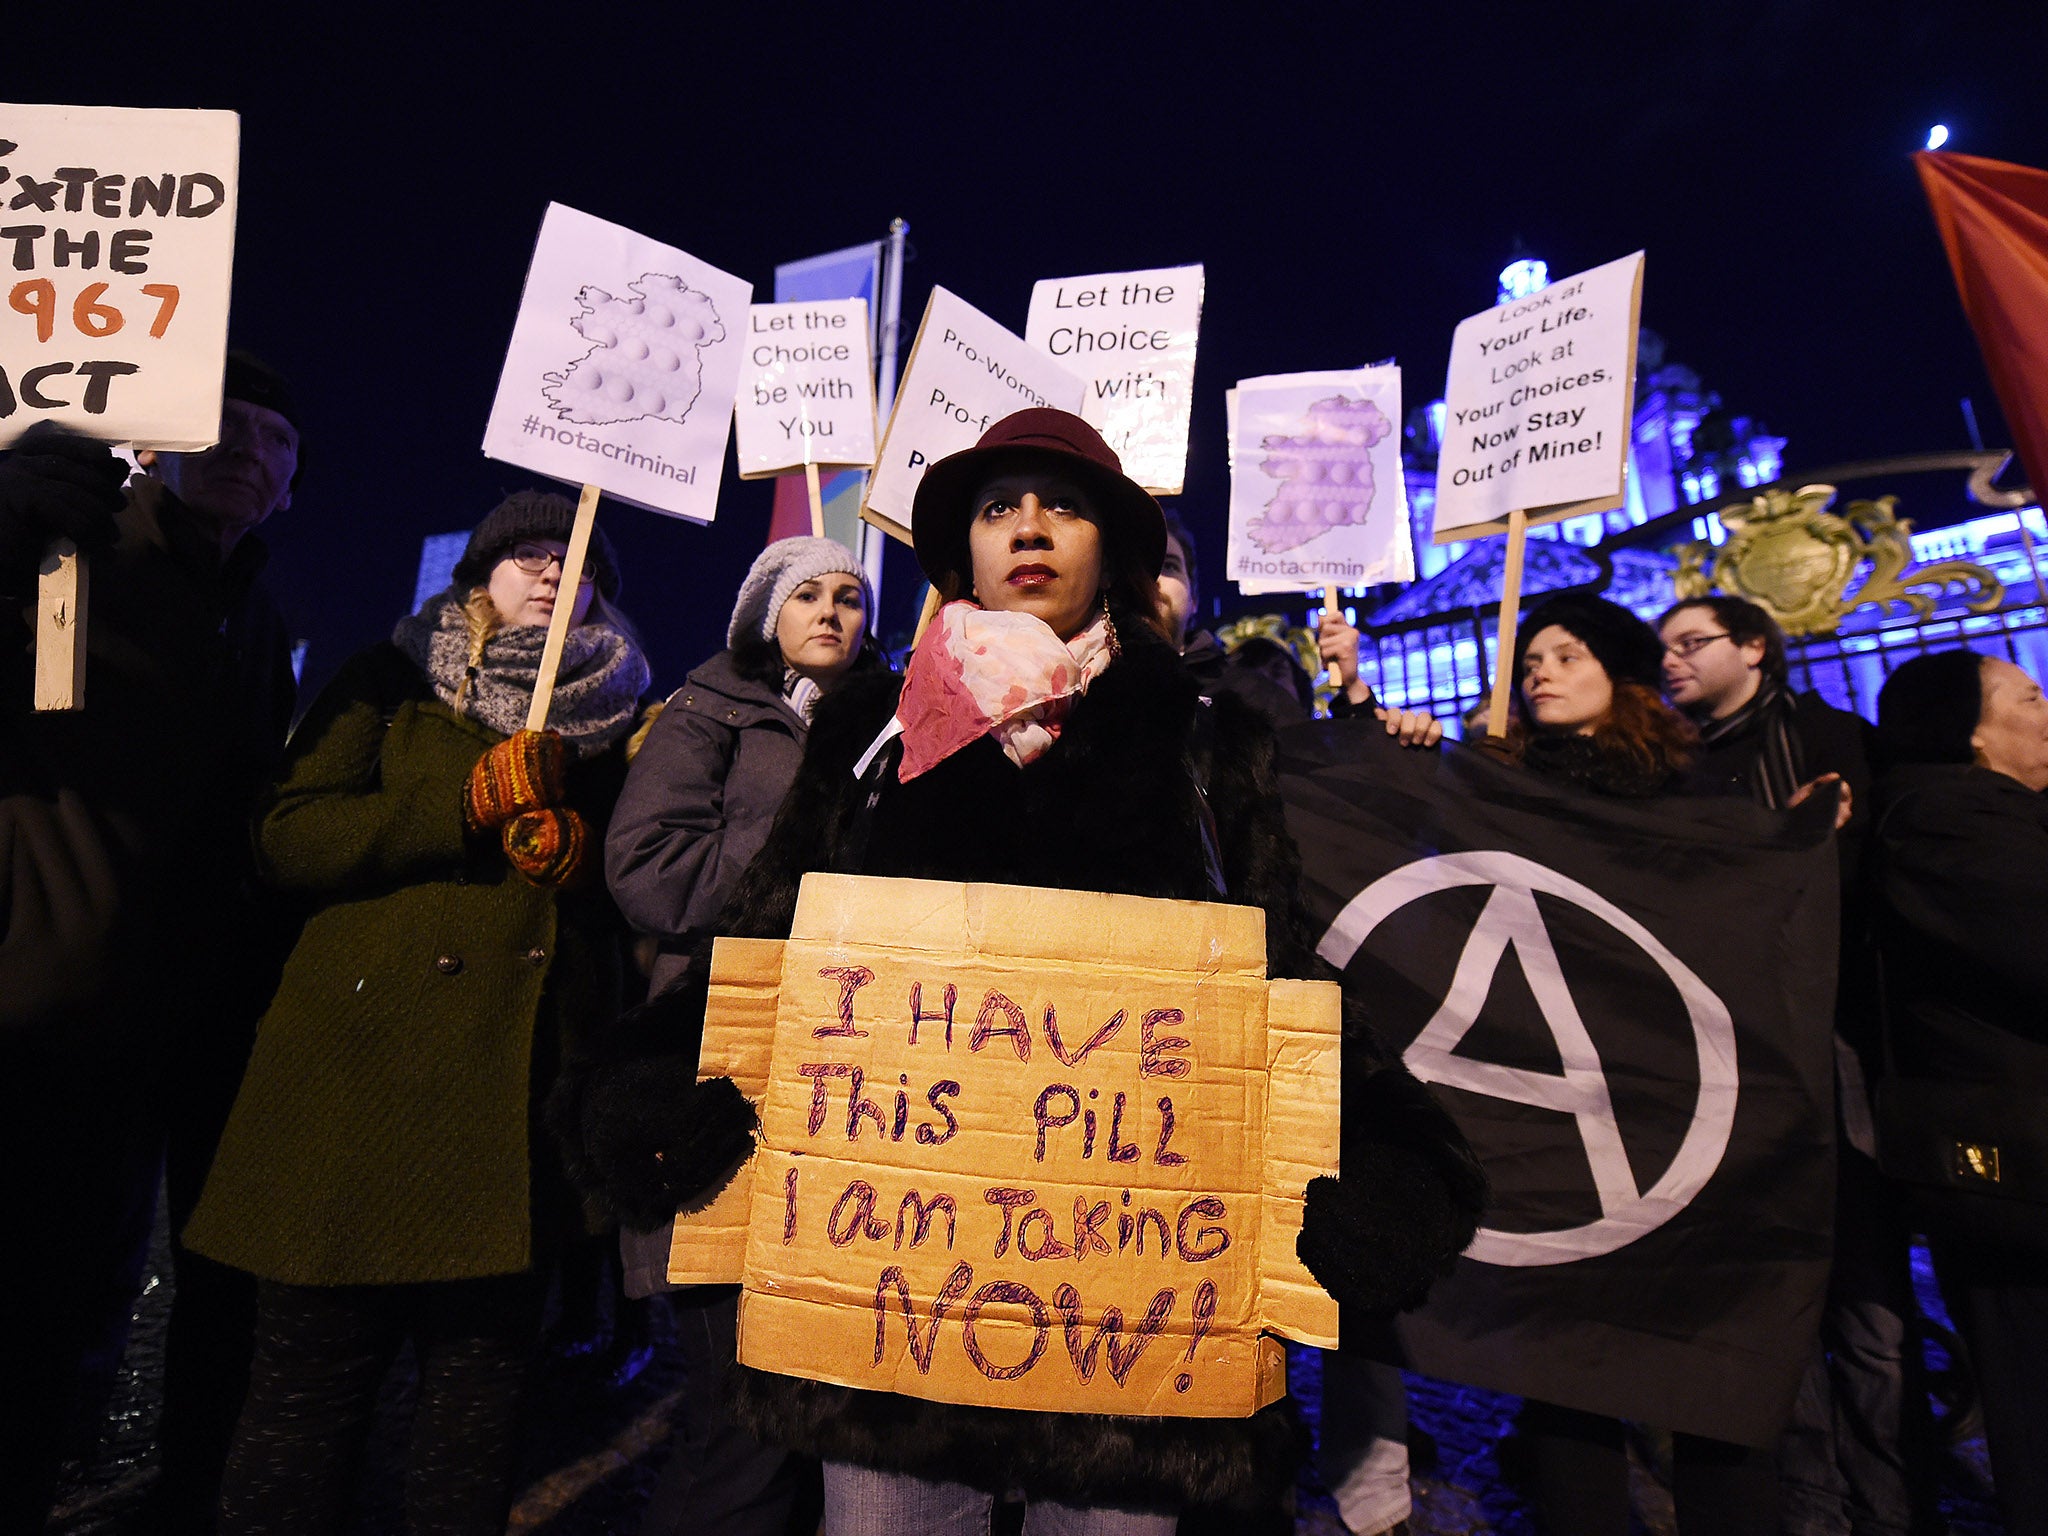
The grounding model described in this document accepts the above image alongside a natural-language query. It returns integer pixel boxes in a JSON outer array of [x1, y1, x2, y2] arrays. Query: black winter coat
[[2, 476, 295, 1063], [1870, 763, 2048, 1254], [566, 613, 1483, 1514], [606, 650, 812, 995]]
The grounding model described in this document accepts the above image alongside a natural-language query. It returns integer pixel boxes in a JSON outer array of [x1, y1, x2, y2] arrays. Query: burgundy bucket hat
[[909, 408, 1167, 587]]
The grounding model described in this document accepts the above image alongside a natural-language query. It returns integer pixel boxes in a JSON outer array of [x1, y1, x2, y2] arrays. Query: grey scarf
[[392, 588, 649, 757], [1697, 677, 1805, 808]]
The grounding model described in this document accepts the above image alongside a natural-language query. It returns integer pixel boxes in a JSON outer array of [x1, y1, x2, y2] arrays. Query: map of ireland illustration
[[1247, 394, 1392, 554], [542, 274, 725, 426]]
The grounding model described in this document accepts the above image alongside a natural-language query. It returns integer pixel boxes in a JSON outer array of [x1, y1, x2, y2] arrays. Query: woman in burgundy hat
[[564, 409, 1483, 1534]]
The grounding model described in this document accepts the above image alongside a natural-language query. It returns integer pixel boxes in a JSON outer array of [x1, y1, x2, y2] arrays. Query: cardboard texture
[[669, 874, 1340, 1418]]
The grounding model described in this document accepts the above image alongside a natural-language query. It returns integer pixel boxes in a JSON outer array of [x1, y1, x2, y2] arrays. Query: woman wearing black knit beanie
[[1496, 594, 1795, 1531], [185, 489, 652, 1535]]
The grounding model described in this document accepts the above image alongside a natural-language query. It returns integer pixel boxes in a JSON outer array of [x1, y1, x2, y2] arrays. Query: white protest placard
[[734, 298, 876, 479], [1225, 367, 1414, 594], [1026, 264, 1202, 495], [482, 202, 752, 524], [0, 104, 239, 450], [863, 286, 1084, 544], [1432, 252, 1643, 543]]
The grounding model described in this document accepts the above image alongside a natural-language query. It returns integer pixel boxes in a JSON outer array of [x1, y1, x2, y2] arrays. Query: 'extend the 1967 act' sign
[[0, 103, 239, 450], [670, 875, 1340, 1418]]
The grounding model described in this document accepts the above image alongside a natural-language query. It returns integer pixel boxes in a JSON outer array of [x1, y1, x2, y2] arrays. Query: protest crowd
[[3, 142, 2047, 1536]]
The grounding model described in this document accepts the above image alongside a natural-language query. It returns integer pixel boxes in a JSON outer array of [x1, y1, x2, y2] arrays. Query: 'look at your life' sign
[[482, 202, 753, 524], [1431, 252, 1644, 543], [0, 103, 239, 450], [734, 297, 877, 479], [862, 287, 1083, 544], [668, 875, 1341, 1417], [1025, 264, 1203, 496]]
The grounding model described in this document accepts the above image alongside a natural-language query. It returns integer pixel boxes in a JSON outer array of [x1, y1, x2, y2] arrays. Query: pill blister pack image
[[541, 274, 725, 427], [1246, 393, 1394, 555]]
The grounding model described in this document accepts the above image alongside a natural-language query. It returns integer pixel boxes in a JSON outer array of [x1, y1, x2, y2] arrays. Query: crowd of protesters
[[3, 386, 2045, 1536]]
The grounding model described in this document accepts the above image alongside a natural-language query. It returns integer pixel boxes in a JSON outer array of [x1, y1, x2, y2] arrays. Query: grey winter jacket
[[605, 649, 809, 996]]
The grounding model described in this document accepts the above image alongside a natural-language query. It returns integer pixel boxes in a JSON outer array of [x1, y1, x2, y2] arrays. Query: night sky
[[15, 2, 2044, 699]]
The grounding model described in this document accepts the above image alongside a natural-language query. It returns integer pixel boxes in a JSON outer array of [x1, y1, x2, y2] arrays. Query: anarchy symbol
[[1318, 851, 1738, 1267]]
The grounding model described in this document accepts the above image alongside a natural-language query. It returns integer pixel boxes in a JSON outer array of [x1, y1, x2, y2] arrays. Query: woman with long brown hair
[[1500, 594, 1790, 1532]]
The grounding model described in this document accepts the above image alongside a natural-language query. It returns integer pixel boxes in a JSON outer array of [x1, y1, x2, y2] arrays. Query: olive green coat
[[185, 644, 628, 1285]]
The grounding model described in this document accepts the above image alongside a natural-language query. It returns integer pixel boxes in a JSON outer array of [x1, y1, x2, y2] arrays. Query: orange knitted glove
[[502, 807, 590, 888], [464, 729, 567, 833]]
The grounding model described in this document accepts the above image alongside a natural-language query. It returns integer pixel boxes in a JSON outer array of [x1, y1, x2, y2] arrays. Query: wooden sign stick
[[910, 584, 944, 646], [1484, 507, 1530, 740], [804, 460, 826, 538], [526, 482, 601, 732], [34, 540, 88, 712]]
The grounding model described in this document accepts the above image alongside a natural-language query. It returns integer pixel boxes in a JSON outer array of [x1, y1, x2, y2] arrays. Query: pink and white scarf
[[881, 601, 1117, 781]]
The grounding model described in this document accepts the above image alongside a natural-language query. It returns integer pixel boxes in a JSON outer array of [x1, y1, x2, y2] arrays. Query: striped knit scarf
[[393, 588, 649, 758], [1699, 678, 1805, 808]]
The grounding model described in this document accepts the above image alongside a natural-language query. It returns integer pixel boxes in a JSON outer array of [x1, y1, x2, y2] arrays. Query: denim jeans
[[1318, 1352, 1411, 1535], [1778, 1149, 1933, 1535], [821, 1462, 1178, 1536]]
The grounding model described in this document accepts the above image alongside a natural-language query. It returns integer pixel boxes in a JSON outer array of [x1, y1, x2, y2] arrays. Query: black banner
[[1279, 721, 1839, 1446]]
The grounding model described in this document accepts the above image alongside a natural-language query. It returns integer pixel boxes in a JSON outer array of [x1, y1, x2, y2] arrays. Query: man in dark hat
[[0, 351, 306, 1531]]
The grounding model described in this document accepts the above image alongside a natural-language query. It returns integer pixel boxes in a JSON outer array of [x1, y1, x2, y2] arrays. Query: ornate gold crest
[[1674, 484, 2002, 636]]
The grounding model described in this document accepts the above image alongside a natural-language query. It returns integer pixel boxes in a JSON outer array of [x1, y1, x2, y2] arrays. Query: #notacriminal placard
[[670, 874, 1341, 1418]]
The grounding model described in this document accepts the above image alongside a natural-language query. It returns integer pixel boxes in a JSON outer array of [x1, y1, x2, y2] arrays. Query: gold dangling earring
[[1100, 594, 1121, 659]]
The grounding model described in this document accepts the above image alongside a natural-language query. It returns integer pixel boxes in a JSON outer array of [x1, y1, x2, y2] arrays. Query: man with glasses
[[1660, 596, 1934, 1535], [1658, 596, 1870, 815]]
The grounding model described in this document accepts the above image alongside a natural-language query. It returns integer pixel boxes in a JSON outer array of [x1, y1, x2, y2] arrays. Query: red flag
[[1916, 150, 2048, 495]]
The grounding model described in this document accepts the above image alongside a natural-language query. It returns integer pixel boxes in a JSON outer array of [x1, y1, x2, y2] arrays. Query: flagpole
[[1484, 507, 1529, 740], [864, 217, 910, 601]]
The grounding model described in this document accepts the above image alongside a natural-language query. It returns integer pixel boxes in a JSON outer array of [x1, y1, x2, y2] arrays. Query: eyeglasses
[[508, 543, 595, 587], [1663, 631, 1732, 660]]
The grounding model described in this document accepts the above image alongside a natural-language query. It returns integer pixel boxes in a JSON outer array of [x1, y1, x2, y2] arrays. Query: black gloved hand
[[1296, 1153, 1480, 1314], [0, 426, 128, 590], [581, 1062, 759, 1230]]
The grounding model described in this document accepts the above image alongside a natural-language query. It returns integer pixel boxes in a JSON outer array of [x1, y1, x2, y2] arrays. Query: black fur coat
[[563, 611, 1483, 1513]]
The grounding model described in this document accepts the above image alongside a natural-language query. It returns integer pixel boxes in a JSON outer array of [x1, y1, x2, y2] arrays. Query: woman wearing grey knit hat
[[596, 534, 885, 1536], [607, 534, 881, 995]]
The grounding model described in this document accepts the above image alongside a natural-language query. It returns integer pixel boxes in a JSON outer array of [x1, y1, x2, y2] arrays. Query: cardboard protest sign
[[1432, 252, 1644, 543], [735, 298, 876, 479], [1026, 264, 1203, 495], [1225, 367, 1414, 595], [862, 287, 1084, 544], [669, 874, 1340, 1418], [0, 104, 239, 450], [482, 202, 752, 524]]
